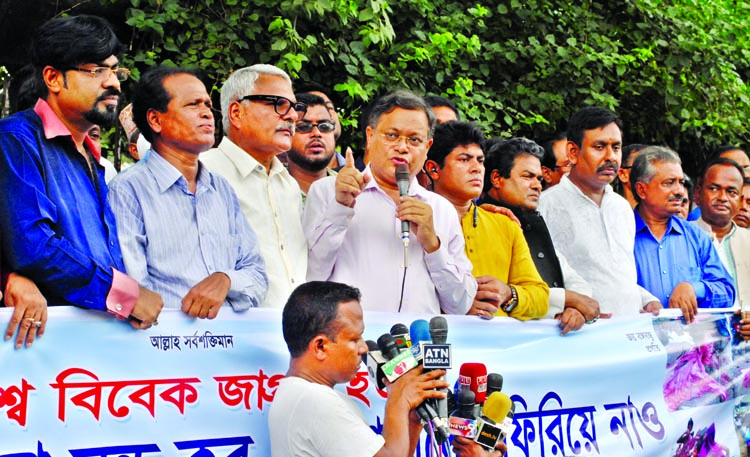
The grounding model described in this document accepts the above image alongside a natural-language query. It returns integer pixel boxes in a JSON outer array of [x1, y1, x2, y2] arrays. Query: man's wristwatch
[[501, 285, 518, 314]]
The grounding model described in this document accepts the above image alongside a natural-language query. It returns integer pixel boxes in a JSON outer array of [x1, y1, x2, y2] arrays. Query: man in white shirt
[[482, 137, 600, 333], [537, 107, 661, 316], [201, 64, 307, 308], [269, 281, 447, 457], [303, 90, 477, 314]]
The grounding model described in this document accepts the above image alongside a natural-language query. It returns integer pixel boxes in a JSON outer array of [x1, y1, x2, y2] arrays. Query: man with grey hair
[[303, 90, 477, 314], [201, 64, 308, 308], [632, 146, 735, 323]]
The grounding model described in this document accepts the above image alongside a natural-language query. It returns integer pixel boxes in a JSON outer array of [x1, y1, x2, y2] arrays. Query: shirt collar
[[697, 216, 737, 241], [34, 98, 101, 162], [559, 174, 613, 205], [219, 136, 285, 178], [634, 208, 684, 235], [146, 149, 213, 194]]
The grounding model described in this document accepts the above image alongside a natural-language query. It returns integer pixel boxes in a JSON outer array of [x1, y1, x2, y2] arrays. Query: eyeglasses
[[296, 121, 336, 133], [554, 161, 572, 170], [238, 95, 307, 117], [67, 66, 130, 82], [379, 131, 425, 148]]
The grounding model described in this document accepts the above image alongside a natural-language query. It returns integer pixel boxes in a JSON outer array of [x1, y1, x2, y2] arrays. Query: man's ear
[[617, 167, 630, 183], [146, 108, 163, 136], [309, 334, 329, 361], [228, 101, 243, 130], [567, 141, 579, 165], [42, 66, 64, 95], [635, 181, 648, 201], [424, 159, 440, 179], [491, 169, 503, 189]]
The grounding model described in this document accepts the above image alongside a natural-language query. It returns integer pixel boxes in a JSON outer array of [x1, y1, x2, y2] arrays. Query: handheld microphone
[[426, 316, 451, 428], [474, 392, 513, 450], [449, 388, 477, 438], [487, 373, 503, 397], [458, 363, 488, 404], [395, 163, 411, 245], [364, 340, 387, 390], [409, 319, 431, 363], [377, 333, 449, 442], [376, 333, 418, 382], [389, 323, 411, 350]]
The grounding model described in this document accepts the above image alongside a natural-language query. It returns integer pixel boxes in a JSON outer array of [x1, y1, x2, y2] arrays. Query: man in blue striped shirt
[[108, 67, 268, 317]]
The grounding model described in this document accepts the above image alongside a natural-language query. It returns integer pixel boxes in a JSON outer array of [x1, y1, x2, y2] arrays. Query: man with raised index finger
[[303, 90, 477, 315]]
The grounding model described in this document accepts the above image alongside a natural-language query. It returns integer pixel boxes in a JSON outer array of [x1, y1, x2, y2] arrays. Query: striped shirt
[[108, 151, 267, 311]]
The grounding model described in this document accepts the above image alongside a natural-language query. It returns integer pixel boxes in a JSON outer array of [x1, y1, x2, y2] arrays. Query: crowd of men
[[2, 14, 750, 457]]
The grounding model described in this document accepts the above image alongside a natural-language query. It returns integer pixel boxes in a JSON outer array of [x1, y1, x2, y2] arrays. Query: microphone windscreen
[[409, 319, 431, 345], [487, 373, 503, 396], [482, 392, 513, 424], [458, 362, 488, 403], [429, 316, 448, 344], [376, 333, 400, 360], [390, 323, 409, 336], [396, 163, 410, 196], [366, 340, 379, 352]]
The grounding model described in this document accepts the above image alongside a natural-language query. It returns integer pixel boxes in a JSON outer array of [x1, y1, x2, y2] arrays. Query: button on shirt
[[201, 137, 306, 308], [108, 151, 268, 310], [0, 99, 136, 310], [537, 175, 658, 316], [634, 211, 735, 308], [303, 168, 476, 314]]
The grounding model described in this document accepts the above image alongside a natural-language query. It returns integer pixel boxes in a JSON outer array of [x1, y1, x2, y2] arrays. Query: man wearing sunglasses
[[202, 64, 308, 309], [287, 92, 339, 204], [0, 15, 163, 329]]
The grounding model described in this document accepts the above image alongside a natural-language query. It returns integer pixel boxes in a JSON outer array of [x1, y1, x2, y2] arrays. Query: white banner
[[0, 307, 744, 456]]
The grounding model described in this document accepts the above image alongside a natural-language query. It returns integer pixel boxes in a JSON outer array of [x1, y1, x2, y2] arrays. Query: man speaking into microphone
[[269, 281, 448, 457], [303, 90, 476, 314]]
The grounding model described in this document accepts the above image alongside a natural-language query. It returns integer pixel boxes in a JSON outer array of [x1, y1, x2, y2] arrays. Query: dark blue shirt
[[634, 210, 735, 308], [0, 102, 125, 309]]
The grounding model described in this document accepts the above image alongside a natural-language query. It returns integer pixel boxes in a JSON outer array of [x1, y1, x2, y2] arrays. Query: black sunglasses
[[238, 94, 307, 116], [296, 121, 336, 133]]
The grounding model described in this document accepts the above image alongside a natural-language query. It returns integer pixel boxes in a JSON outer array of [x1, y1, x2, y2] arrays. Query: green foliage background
[[105, 0, 750, 175]]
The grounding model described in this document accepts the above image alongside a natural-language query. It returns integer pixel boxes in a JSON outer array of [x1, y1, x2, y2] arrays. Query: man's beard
[[83, 88, 120, 127], [287, 146, 334, 172]]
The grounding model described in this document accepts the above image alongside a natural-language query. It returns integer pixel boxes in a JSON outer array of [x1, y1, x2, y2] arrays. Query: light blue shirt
[[108, 151, 268, 310], [633, 210, 735, 308]]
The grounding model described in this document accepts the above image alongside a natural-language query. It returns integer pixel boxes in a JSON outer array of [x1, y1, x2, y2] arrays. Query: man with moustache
[[425, 123, 549, 321], [538, 107, 661, 317], [482, 137, 600, 333], [304, 90, 477, 314], [693, 158, 750, 307], [631, 147, 734, 323], [108, 67, 267, 316], [201, 64, 304, 309], [0, 15, 162, 329], [287, 92, 338, 203]]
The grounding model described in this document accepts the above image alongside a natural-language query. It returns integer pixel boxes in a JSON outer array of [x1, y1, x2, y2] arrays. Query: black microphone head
[[377, 333, 400, 360], [390, 323, 409, 336], [395, 163, 410, 196], [429, 316, 448, 344], [363, 340, 379, 364], [446, 389, 457, 416], [455, 388, 476, 418], [487, 373, 503, 396]]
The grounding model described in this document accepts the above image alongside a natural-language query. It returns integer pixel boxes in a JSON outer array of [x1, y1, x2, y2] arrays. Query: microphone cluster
[[363, 316, 515, 451]]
